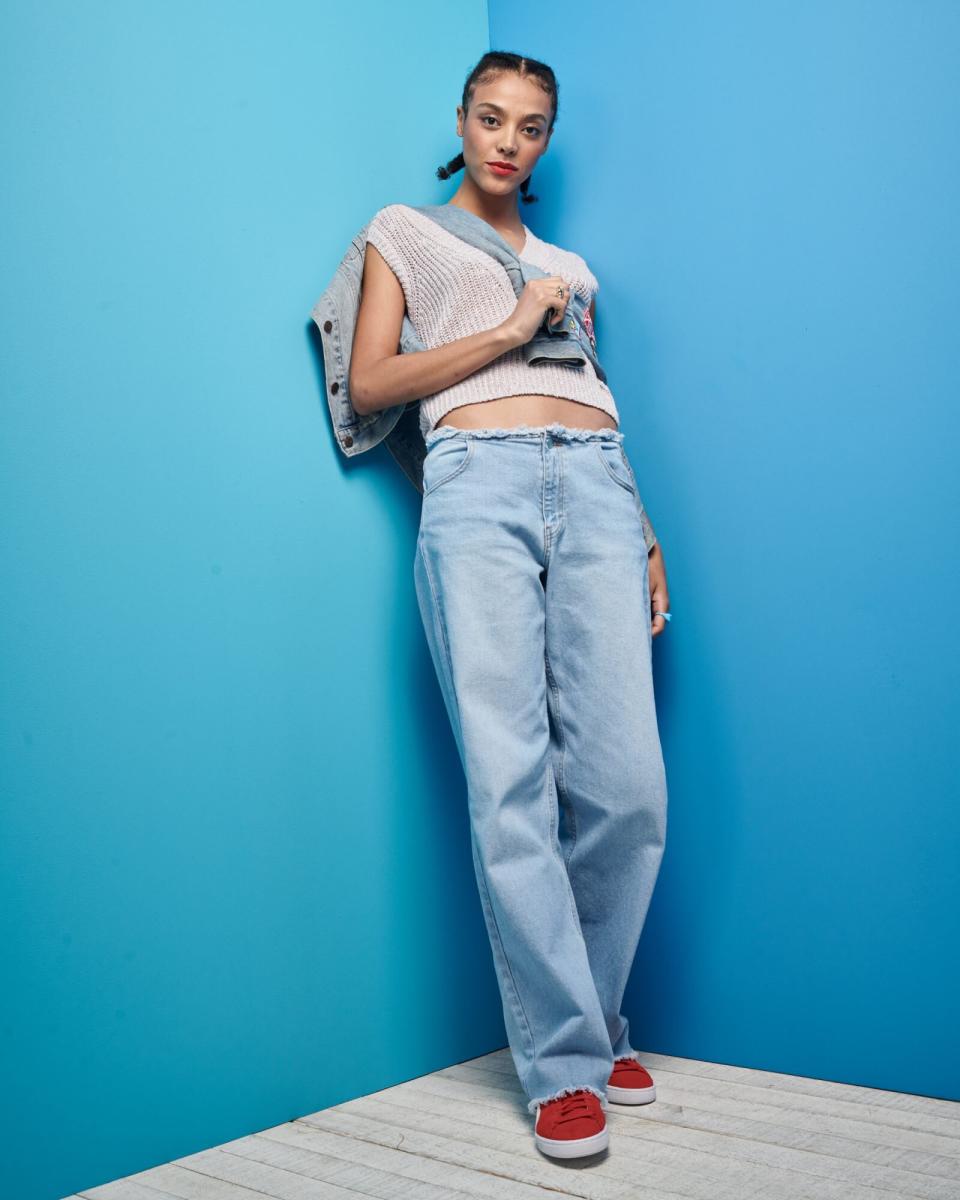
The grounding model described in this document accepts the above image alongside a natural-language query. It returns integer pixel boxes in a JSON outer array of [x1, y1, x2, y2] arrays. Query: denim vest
[[309, 205, 656, 550]]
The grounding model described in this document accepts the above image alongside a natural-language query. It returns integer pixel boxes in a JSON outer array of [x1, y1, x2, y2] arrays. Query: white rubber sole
[[607, 1080, 657, 1104], [534, 1119, 609, 1159]]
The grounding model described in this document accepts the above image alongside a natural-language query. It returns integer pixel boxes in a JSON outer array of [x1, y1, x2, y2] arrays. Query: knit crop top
[[364, 204, 620, 437]]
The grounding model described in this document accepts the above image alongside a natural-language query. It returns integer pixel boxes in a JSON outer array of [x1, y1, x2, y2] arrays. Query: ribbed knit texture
[[364, 204, 620, 437]]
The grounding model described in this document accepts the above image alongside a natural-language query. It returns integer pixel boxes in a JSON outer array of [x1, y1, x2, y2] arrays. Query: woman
[[350, 50, 670, 1161]]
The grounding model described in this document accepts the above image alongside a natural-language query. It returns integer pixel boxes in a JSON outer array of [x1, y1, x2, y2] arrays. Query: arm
[[350, 244, 518, 416], [593, 294, 670, 637]]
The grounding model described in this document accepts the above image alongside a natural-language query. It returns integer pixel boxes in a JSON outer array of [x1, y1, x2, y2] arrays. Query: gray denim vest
[[309, 204, 656, 551]]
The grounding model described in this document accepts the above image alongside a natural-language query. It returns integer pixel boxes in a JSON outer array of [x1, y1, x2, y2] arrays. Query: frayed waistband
[[425, 421, 625, 448]]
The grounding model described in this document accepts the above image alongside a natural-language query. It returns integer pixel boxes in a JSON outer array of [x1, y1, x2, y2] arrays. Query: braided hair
[[436, 50, 559, 205]]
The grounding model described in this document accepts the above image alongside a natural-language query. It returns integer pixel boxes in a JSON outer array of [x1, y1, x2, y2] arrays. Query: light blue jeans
[[413, 422, 668, 1113]]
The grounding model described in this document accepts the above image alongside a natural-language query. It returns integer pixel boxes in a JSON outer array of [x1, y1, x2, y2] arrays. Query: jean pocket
[[423, 437, 475, 496], [594, 441, 636, 493]]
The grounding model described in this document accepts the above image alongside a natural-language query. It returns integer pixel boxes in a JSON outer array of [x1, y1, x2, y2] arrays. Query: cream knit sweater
[[364, 204, 620, 437]]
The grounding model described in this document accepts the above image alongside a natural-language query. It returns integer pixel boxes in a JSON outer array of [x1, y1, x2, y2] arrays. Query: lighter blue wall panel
[[0, 3, 491, 1197]]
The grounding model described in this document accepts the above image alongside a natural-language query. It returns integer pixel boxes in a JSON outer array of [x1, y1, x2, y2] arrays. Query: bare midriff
[[435, 394, 618, 432]]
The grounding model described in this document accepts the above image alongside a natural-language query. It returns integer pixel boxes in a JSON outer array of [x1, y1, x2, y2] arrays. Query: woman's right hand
[[499, 276, 572, 349]]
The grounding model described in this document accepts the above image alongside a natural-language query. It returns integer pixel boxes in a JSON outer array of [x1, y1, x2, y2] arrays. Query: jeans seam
[[471, 835, 538, 1087], [544, 647, 578, 867], [540, 440, 550, 563], [543, 654, 583, 930], [556, 440, 566, 538], [417, 533, 538, 1083]]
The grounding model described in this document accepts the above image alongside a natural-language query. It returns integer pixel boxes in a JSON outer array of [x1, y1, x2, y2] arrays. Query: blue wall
[[0, 3, 494, 1198], [3, 2, 958, 1196], [490, 0, 959, 1100]]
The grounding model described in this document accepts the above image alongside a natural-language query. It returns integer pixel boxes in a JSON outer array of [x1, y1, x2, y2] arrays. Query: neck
[[447, 175, 524, 236]]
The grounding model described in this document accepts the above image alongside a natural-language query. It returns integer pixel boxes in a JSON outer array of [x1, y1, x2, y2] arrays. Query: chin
[[475, 170, 521, 192]]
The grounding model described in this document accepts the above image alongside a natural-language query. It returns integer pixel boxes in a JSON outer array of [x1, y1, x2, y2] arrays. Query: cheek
[[463, 130, 494, 160]]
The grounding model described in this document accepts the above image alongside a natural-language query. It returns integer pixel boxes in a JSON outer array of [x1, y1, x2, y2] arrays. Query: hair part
[[435, 50, 559, 204]]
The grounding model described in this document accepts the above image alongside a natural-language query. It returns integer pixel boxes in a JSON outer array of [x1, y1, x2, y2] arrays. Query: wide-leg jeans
[[413, 422, 668, 1113]]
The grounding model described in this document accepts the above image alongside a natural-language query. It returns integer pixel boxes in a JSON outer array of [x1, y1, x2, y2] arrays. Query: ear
[[456, 104, 465, 137]]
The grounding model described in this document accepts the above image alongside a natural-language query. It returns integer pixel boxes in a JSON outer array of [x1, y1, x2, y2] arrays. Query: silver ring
[[653, 611, 672, 622], [555, 286, 565, 298]]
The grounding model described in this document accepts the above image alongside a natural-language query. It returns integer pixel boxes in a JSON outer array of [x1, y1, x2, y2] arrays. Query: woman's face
[[457, 73, 553, 196]]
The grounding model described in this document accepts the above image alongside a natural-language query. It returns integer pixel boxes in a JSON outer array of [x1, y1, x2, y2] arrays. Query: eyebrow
[[475, 102, 548, 123]]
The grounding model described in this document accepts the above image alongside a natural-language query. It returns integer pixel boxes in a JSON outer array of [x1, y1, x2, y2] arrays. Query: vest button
[[331, 381, 339, 394], [323, 320, 333, 333], [341, 434, 353, 447]]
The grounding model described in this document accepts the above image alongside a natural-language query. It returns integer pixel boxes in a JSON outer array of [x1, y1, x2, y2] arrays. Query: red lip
[[487, 161, 518, 174]]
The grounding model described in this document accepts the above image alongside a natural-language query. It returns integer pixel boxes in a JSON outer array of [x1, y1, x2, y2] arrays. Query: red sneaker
[[533, 1088, 609, 1159], [607, 1055, 657, 1104]]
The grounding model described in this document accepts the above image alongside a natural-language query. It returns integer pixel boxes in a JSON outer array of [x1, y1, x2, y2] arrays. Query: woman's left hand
[[648, 543, 670, 638]]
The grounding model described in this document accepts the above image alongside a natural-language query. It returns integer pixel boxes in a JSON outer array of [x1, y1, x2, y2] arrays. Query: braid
[[435, 50, 558, 204], [435, 151, 465, 181]]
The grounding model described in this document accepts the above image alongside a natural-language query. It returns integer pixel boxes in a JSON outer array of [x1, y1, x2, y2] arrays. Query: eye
[[479, 115, 542, 138]]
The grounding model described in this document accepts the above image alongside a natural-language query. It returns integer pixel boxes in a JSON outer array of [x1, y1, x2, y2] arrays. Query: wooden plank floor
[[68, 1048, 960, 1200]]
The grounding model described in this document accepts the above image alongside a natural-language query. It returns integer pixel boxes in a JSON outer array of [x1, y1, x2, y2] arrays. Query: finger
[[547, 298, 567, 323], [650, 581, 669, 638]]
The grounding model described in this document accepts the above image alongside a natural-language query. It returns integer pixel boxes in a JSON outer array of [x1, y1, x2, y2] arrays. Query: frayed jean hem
[[526, 1083, 610, 1115]]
